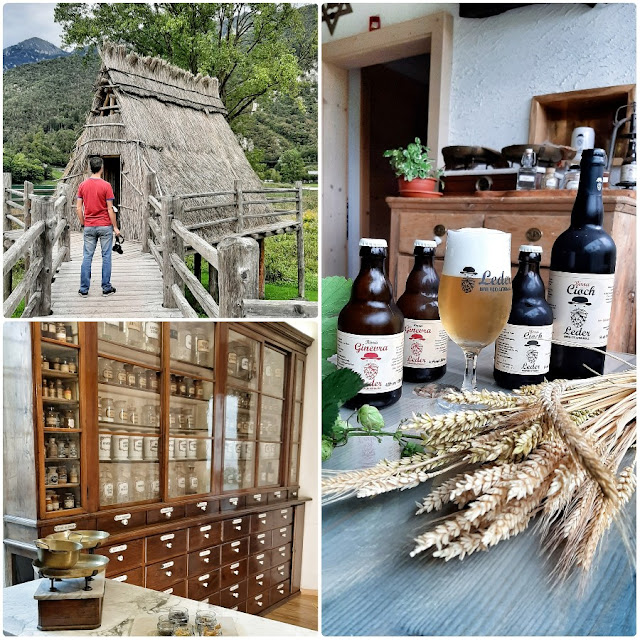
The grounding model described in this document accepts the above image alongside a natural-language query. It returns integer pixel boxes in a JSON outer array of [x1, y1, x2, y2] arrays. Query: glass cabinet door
[[97, 322, 162, 507], [168, 322, 215, 499], [289, 357, 305, 485], [40, 322, 83, 515]]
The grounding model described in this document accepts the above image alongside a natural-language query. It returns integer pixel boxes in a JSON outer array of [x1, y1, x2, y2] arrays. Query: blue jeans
[[80, 226, 113, 293]]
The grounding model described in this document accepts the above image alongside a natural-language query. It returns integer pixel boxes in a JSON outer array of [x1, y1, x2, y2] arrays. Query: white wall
[[323, 3, 637, 150], [286, 320, 319, 591]]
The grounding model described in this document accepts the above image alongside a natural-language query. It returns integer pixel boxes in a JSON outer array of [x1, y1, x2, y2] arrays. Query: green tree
[[276, 148, 306, 183], [54, 3, 317, 122], [245, 148, 267, 178]]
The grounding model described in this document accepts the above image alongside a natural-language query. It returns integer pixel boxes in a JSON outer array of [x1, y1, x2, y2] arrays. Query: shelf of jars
[[40, 321, 79, 346], [98, 321, 162, 354], [169, 321, 215, 370], [289, 358, 304, 485]]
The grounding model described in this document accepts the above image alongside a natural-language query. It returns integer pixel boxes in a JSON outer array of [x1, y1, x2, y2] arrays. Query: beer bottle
[[337, 238, 404, 409], [548, 148, 616, 379], [493, 245, 553, 388], [397, 239, 447, 382], [618, 111, 636, 188]]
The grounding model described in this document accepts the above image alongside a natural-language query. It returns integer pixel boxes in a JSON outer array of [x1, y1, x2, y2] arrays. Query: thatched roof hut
[[60, 42, 272, 241]]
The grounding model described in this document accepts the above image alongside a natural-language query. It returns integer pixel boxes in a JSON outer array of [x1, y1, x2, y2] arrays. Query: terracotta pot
[[397, 177, 440, 198]]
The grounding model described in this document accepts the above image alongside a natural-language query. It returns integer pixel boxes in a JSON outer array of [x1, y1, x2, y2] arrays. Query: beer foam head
[[359, 238, 388, 248], [443, 228, 511, 277], [519, 244, 543, 253], [414, 239, 437, 248]]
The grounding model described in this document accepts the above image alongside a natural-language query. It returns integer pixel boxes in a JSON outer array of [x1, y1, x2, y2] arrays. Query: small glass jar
[[45, 495, 53, 512], [100, 359, 114, 384], [169, 409, 178, 430], [58, 439, 67, 458], [183, 407, 195, 430], [51, 493, 60, 511], [47, 321, 57, 338], [137, 368, 147, 390], [55, 379, 65, 399], [63, 493, 75, 509], [62, 409, 75, 429], [147, 369, 159, 392], [157, 615, 175, 637], [143, 404, 157, 428], [178, 328, 193, 362], [194, 333, 211, 366], [115, 362, 127, 386], [46, 436, 58, 458], [69, 463, 79, 484], [42, 380, 50, 398], [144, 322, 161, 352], [63, 386, 72, 401], [195, 379, 204, 400], [116, 400, 129, 423], [60, 359, 70, 374], [178, 377, 187, 397], [129, 404, 139, 426], [48, 380, 55, 397], [170, 375, 178, 395], [68, 440, 78, 458], [47, 466, 59, 485], [65, 324, 75, 344], [52, 357, 61, 371], [169, 606, 189, 626], [187, 378, 196, 398], [126, 322, 143, 348], [68, 359, 77, 374], [58, 466, 68, 484], [126, 365, 137, 388], [42, 354, 50, 370], [55, 323, 67, 342], [103, 397, 115, 423], [45, 408, 60, 429]]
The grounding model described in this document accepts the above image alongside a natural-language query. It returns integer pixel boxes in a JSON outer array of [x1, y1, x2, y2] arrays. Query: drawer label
[[53, 523, 77, 532], [231, 541, 240, 548], [258, 534, 265, 539], [160, 507, 174, 515], [199, 550, 211, 557], [161, 561, 174, 569], [277, 583, 284, 589], [256, 573, 264, 580], [280, 528, 286, 533], [274, 492, 281, 498], [200, 525, 212, 532], [258, 513, 267, 519], [253, 494, 263, 501], [230, 584, 239, 591], [113, 575, 128, 582], [231, 562, 240, 569], [196, 501, 208, 509], [109, 544, 128, 553], [232, 518, 242, 524], [229, 498, 238, 505], [199, 574, 210, 581], [160, 534, 175, 541], [256, 554, 265, 560], [278, 547, 286, 553], [255, 595, 262, 601], [278, 564, 285, 571], [114, 513, 131, 522], [280, 509, 288, 515], [163, 588, 173, 594]]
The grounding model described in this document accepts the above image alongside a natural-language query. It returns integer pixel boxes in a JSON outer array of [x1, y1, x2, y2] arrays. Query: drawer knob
[[121, 519, 129, 526], [166, 543, 172, 549], [165, 571, 172, 577], [233, 570, 239, 575], [259, 560, 264, 565], [232, 592, 239, 599], [165, 512, 172, 519], [117, 555, 124, 562], [234, 525, 241, 531], [260, 519, 266, 524], [204, 533, 209, 539], [203, 582, 209, 588], [526, 227, 542, 242], [204, 558, 210, 563], [258, 580, 263, 586], [434, 224, 446, 237]]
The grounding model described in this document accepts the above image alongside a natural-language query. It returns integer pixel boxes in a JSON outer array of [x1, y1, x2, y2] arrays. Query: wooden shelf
[[43, 428, 82, 434], [98, 337, 161, 359], [170, 393, 212, 405], [99, 420, 160, 432], [98, 381, 160, 398], [43, 398, 78, 406], [45, 483, 80, 489], [41, 337, 80, 349], [41, 370, 78, 380], [45, 457, 80, 462]]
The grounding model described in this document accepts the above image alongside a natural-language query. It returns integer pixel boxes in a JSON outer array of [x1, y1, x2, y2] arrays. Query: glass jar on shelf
[[170, 375, 178, 395], [178, 376, 187, 397], [55, 379, 64, 399], [116, 467, 131, 503], [132, 466, 147, 501], [115, 400, 129, 424], [182, 407, 195, 430], [45, 408, 60, 429], [68, 439, 78, 458], [45, 494, 53, 512], [46, 436, 58, 458], [129, 404, 140, 426], [194, 332, 211, 367], [187, 378, 196, 398], [52, 357, 61, 371], [169, 409, 178, 431], [102, 397, 115, 423], [176, 463, 187, 497], [99, 359, 114, 384], [126, 365, 137, 388], [58, 438, 67, 458], [42, 380, 49, 399], [143, 404, 157, 428], [69, 463, 79, 484], [136, 367, 148, 391], [48, 380, 55, 398], [65, 324, 76, 344], [60, 359, 70, 374], [169, 326, 179, 357], [68, 358, 77, 374], [42, 354, 50, 370], [55, 323, 67, 342], [100, 321, 120, 342], [144, 322, 161, 352], [51, 492, 60, 511], [100, 466, 115, 506], [194, 380, 204, 400], [179, 327, 194, 362], [147, 369, 160, 392], [46, 321, 57, 339], [177, 410, 187, 431], [62, 409, 75, 429], [115, 362, 127, 387], [46, 466, 59, 485], [186, 464, 198, 495], [126, 322, 143, 348], [63, 386, 72, 401], [63, 493, 75, 509], [58, 466, 68, 484]]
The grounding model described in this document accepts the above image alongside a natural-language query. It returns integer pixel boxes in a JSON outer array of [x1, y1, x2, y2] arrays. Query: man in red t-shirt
[[76, 156, 121, 296]]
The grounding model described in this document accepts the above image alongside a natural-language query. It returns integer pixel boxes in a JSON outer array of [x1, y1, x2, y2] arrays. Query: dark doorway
[[361, 54, 430, 243], [101, 156, 121, 208]]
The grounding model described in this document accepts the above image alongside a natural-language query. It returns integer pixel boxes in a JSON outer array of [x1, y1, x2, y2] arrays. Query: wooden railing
[[3, 173, 70, 317]]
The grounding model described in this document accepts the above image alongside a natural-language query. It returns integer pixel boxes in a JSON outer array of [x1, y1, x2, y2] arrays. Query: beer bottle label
[[337, 331, 403, 394], [494, 323, 552, 374], [547, 271, 615, 347], [403, 319, 448, 369]]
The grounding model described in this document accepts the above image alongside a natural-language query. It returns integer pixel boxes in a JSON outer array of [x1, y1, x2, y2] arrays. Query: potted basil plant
[[383, 138, 444, 197]]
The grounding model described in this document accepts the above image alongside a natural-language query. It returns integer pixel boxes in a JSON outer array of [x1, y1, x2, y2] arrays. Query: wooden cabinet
[[388, 194, 636, 353], [3, 321, 312, 615]]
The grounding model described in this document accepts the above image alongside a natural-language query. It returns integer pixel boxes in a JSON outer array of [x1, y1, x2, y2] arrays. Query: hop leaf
[[401, 441, 425, 458], [321, 437, 334, 461], [357, 404, 385, 431]]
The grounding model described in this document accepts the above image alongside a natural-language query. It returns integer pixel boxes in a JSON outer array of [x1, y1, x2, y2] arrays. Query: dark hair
[[89, 156, 103, 174]]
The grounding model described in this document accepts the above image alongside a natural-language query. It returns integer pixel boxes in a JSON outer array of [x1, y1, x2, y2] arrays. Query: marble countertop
[[3, 575, 316, 636]]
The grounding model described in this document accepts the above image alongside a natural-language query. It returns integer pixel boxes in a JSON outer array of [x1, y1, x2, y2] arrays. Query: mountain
[[3, 37, 70, 71]]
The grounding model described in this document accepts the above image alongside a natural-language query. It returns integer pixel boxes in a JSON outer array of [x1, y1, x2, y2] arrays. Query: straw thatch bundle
[[60, 42, 273, 241]]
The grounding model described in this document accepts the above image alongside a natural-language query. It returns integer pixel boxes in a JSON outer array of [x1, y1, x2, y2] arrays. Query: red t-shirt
[[77, 177, 115, 227]]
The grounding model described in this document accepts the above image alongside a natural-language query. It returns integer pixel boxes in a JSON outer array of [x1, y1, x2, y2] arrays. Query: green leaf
[[321, 276, 352, 317], [321, 437, 335, 461], [322, 358, 337, 378], [357, 405, 384, 430], [322, 368, 364, 436]]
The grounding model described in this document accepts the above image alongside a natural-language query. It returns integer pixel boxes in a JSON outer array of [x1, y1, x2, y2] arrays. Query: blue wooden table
[[322, 345, 636, 636]]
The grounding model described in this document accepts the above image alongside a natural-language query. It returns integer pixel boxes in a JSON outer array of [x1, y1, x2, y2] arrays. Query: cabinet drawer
[[147, 504, 185, 525], [247, 570, 270, 597], [270, 507, 293, 529], [246, 591, 270, 615], [250, 511, 271, 533], [187, 570, 220, 601], [220, 538, 249, 564], [146, 529, 188, 565], [222, 516, 250, 541], [273, 525, 293, 545], [185, 499, 219, 518], [246, 492, 267, 507], [219, 581, 248, 608], [225, 601, 247, 613], [270, 544, 292, 566], [189, 522, 222, 551], [109, 566, 144, 587], [220, 495, 246, 512], [220, 559, 248, 589], [39, 517, 96, 537], [288, 489, 299, 500], [145, 556, 187, 590], [267, 490, 286, 504], [248, 551, 270, 575], [188, 546, 221, 576], [103, 538, 144, 576], [249, 530, 272, 554], [97, 509, 146, 534], [270, 580, 290, 604], [161, 580, 187, 598], [270, 561, 291, 584], [199, 592, 221, 606]]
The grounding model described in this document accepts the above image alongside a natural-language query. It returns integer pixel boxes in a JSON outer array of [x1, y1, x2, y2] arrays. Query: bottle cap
[[519, 244, 543, 253], [414, 239, 437, 248], [359, 238, 388, 248]]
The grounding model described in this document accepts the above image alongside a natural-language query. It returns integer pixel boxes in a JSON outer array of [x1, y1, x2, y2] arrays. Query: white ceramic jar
[[187, 438, 198, 459], [143, 436, 159, 460], [111, 434, 129, 460], [129, 435, 144, 460], [98, 434, 112, 461], [176, 437, 188, 460]]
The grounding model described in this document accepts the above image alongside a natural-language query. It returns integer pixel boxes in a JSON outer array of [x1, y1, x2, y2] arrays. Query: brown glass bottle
[[397, 240, 447, 382], [337, 239, 404, 409]]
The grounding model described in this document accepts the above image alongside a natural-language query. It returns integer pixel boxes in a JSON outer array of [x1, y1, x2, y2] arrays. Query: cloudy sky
[[3, 3, 65, 49]]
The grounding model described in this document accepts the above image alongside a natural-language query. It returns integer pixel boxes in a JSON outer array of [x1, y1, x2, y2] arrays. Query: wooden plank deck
[[49, 231, 181, 318]]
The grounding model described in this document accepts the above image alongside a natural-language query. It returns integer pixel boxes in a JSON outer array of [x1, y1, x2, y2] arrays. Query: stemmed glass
[[438, 228, 512, 392]]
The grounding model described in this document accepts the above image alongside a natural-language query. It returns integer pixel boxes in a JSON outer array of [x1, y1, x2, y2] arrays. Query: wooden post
[[161, 196, 178, 308], [217, 236, 259, 318], [141, 171, 154, 253], [35, 198, 55, 316], [56, 184, 71, 263], [208, 261, 219, 303], [22, 180, 33, 305], [3, 173, 12, 301], [257, 238, 266, 299], [235, 180, 244, 232], [295, 181, 305, 299]]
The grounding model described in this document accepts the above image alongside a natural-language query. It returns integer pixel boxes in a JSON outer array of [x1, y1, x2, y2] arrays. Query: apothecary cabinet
[[3, 321, 313, 615]]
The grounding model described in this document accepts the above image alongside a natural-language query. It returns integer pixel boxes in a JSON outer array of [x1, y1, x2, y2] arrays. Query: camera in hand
[[113, 234, 124, 255]]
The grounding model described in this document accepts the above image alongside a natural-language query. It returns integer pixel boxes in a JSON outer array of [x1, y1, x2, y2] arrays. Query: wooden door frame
[[322, 12, 453, 267]]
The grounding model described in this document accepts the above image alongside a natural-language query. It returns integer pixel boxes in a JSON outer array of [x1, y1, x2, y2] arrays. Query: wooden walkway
[[50, 231, 181, 318]]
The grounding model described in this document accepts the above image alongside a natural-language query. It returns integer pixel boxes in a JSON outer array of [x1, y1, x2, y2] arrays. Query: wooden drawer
[[270, 561, 291, 584], [185, 498, 219, 518], [270, 507, 293, 529], [272, 525, 292, 545], [250, 511, 271, 533], [109, 566, 144, 587], [39, 517, 96, 537], [288, 489, 299, 500], [189, 522, 222, 551], [160, 580, 187, 598], [267, 490, 286, 504], [271, 543, 292, 566], [187, 570, 220, 601], [97, 509, 146, 534], [248, 551, 270, 575], [220, 495, 246, 512], [249, 530, 272, 554], [220, 559, 248, 589], [146, 529, 188, 565], [247, 570, 270, 597], [246, 591, 270, 615], [270, 580, 290, 604], [145, 555, 187, 591], [220, 538, 249, 564], [246, 492, 268, 507], [199, 592, 221, 606], [222, 516, 250, 541], [188, 546, 221, 577], [225, 601, 247, 613], [146, 504, 186, 525], [103, 538, 144, 576], [220, 581, 248, 608]]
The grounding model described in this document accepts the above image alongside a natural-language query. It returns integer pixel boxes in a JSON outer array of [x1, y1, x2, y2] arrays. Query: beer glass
[[439, 228, 512, 391]]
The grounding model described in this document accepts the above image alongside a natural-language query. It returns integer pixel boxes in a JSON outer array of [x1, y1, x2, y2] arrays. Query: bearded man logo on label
[[460, 266, 477, 293]]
